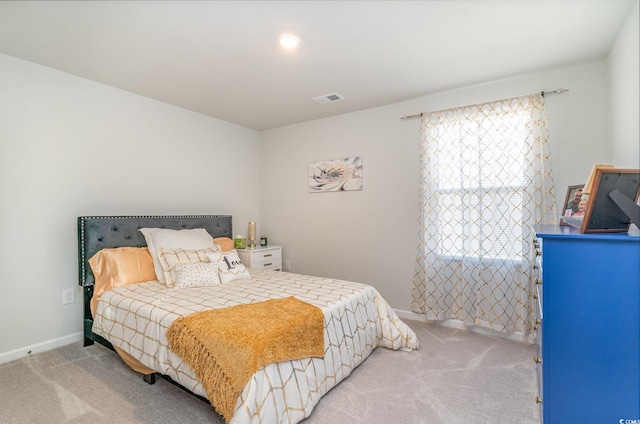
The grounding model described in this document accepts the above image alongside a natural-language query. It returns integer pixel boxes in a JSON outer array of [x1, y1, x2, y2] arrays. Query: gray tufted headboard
[[78, 215, 232, 287], [77, 215, 232, 347]]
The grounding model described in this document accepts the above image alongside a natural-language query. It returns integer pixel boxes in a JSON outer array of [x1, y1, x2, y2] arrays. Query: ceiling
[[0, 1, 635, 131]]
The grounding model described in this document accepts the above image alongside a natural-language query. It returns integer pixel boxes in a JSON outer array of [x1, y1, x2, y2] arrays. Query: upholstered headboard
[[78, 215, 232, 287], [77, 215, 232, 347]]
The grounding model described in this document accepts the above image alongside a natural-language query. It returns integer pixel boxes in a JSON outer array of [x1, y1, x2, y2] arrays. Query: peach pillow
[[213, 237, 235, 252], [88, 247, 156, 317]]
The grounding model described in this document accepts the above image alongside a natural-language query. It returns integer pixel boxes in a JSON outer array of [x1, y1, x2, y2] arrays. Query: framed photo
[[559, 184, 585, 226], [581, 168, 640, 233]]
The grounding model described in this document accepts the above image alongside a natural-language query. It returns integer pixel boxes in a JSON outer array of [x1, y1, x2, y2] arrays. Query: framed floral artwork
[[308, 156, 363, 193]]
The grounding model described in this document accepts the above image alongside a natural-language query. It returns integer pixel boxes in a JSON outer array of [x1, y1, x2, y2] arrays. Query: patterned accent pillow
[[139, 228, 216, 284], [172, 262, 220, 288], [158, 247, 219, 287], [207, 250, 251, 284]]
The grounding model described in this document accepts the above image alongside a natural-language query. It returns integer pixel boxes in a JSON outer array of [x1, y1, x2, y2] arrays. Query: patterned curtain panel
[[412, 93, 556, 336]]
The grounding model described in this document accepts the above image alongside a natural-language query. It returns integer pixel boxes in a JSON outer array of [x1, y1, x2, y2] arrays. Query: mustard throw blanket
[[166, 296, 325, 422]]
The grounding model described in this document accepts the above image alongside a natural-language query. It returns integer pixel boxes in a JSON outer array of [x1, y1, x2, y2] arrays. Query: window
[[434, 110, 529, 261]]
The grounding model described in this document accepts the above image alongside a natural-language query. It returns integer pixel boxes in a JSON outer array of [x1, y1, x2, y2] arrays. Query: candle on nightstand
[[247, 222, 256, 249]]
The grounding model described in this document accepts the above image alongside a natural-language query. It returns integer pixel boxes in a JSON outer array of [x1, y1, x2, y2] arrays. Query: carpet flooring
[[0, 320, 540, 424]]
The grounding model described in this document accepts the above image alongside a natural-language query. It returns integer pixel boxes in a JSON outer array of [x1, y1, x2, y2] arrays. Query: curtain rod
[[399, 88, 569, 120]]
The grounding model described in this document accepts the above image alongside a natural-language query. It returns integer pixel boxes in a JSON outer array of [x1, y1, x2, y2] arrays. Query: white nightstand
[[236, 245, 282, 271]]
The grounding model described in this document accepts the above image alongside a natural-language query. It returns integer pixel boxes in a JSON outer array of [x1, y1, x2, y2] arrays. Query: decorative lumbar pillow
[[208, 250, 251, 284], [88, 247, 156, 317], [139, 228, 215, 283], [172, 262, 220, 288], [213, 237, 235, 252], [158, 247, 220, 287]]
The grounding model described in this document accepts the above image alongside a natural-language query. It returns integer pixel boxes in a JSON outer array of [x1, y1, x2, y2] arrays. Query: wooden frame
[[580, 169, 640, 233], [559, 184, 585, 226]]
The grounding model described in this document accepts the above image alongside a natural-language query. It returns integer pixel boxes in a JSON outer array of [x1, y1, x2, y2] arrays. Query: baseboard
[[394, 309, 535, 344], [394, 309, 428, 322], [0, 332, 83, 365]]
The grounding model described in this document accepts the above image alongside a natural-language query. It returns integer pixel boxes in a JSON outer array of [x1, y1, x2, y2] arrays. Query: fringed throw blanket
[[166, 296, 325, 423]]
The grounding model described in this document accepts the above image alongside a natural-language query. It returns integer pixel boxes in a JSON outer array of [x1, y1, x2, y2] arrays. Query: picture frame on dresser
[[580, 168, 640, 233], [559, 184, 584, 226]]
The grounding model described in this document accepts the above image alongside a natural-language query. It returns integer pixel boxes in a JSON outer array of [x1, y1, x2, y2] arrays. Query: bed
[[78, 215, 419, 424]]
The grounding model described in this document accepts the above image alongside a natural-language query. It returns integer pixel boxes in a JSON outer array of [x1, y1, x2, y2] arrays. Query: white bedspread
[[92, 270, 419, 423]]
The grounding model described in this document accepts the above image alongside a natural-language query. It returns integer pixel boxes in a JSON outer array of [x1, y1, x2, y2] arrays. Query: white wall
[[0, 54, 261, 361], [260, 60, 616, 312], [608, 0, 639, 168]]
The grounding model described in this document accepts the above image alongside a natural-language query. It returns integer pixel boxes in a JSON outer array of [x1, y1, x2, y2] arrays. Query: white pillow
[[207, 250, 251, 284], [158, 247, 219, 287], [139, 228, 215, 283], [173, 262, 220, 288]]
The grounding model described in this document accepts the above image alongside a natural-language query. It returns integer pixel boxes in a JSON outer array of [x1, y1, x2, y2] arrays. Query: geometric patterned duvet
[[92, 270, 419, 423]]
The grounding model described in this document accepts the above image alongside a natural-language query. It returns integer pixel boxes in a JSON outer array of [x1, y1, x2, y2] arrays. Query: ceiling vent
[[312, 93, 344, 104]]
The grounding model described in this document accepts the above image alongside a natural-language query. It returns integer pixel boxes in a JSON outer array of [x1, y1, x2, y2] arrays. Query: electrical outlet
[[62, 288, 75, 305], [284, 260, 291, 270]]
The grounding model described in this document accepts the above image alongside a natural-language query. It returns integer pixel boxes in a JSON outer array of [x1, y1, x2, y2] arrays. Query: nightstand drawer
[[251, 249, 282, 268], [236, 246, 283, 271]]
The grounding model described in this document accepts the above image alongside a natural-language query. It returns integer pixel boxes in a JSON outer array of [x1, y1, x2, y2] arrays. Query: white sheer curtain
[[412, 93, 557, 336]]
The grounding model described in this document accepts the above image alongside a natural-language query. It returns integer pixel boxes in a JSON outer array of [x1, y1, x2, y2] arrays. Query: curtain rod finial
[[543, 88, 569, 96]]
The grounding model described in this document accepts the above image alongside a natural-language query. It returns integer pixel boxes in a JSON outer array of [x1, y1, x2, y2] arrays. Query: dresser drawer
[[535, 315, 544, 417], [533, 235, 543, 417]]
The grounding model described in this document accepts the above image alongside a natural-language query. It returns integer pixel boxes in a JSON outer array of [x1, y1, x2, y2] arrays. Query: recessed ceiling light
[[279, 33, 300, 49]]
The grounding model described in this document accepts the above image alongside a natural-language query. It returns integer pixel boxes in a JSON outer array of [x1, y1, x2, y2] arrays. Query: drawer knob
[[534, 356, 542, 364], [535, 396, 542, 404], [263, 263, 273, 267], [263, 254, 273, 257]]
